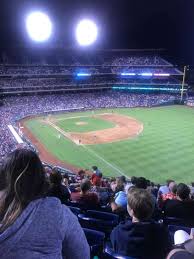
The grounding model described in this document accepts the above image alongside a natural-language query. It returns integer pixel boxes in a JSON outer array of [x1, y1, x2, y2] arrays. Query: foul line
[[81, 144, 128, 178], [46, 119, 127, 177]]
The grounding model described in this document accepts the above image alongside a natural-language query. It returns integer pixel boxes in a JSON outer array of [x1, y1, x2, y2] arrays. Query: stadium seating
[[163, 217, 185, 226], [68, 206, 81, 216], [104, 243, 138, 259], [78, 210, 119, 236], [83, 228, 105, 257]]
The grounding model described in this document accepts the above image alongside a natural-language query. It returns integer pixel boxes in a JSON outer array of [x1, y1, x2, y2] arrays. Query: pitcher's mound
[[76, 121, 88, 126]]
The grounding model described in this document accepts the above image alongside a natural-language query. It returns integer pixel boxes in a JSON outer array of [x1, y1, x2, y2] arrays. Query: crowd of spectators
[[0, 91, 179, 158], [0, 149, 194, 258], [0, 77, 182, 94], [0, 65, 181, 76]]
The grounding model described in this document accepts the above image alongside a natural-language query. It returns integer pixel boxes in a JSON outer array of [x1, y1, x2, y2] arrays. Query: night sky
[[0, 0, 193, 65]]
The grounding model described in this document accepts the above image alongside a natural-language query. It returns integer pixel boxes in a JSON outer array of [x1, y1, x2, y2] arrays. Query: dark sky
[[0, 0, 194, 65]]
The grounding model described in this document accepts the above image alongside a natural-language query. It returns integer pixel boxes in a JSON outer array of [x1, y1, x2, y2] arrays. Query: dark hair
[[166, 179, 174, 187], [0, 164, 6, 191], [78, 170, 85, 176], [49, 171, 63, 185], [135, 177, 148, 189], [80, 179, 91, 193], [191, 182, 194, 187], [176, 183, 190, 200], [131, 176, 137, 185], [120, 176, 126, 183], [171, 184, 177, 195], [128, 188, 154, 221], [0, 149, 48, 232]]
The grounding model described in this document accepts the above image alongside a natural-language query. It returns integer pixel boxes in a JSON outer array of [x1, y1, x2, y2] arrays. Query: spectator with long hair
[[0, 149, 90, 259]]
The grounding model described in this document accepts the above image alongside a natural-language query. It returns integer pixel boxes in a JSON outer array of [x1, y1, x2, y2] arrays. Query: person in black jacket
[[111, 188, 170, 259], [163, 183, 194, 226], [47, 170, 70, 204]]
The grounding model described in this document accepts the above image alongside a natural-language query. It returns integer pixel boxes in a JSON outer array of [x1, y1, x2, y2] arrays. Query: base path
[[69, 113, 143, 145]]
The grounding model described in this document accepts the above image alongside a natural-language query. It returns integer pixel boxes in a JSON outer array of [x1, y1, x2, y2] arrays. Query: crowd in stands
[[0, 148, 194, 258], [0, 65, 181, 76], [186, 97, 194, 107], [0, 92, 179, 158], [1, 54, 170, 66], [0, 77, 182, 95]]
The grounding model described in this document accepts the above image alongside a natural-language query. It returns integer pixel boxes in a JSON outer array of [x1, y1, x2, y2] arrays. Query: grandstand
[[0, 49, 186, 96]]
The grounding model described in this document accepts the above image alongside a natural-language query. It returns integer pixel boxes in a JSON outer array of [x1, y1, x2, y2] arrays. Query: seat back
[[86, 210, 119, 224], [83, 228, 105, 257], [164, 217, 185, 226], [68, 206, 81, 216], [78, 212, 119, 235]]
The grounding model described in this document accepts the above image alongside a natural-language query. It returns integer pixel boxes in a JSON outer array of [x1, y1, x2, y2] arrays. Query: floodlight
[[26, 11, 52, 42], [121, 73, 136, 76], [75, 19, 98, 46], [141, 73, 153, 76]]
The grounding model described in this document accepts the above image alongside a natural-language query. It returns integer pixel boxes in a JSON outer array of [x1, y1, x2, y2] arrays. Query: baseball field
[[20, 105, 194, 183]]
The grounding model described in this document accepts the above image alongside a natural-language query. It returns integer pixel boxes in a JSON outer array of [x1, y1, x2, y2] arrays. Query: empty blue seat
[[168, 225, 191, 244], [86, 210, 119, 224], [78, 210, 119, 235], [83, 228, 105, 257], [68, 206, 81, 216]]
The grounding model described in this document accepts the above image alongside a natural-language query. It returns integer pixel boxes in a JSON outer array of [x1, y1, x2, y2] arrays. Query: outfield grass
[[24, 106, 194, 183]]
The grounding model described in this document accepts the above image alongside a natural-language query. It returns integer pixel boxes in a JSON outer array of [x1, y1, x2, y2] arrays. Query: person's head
[[92, 166, 98, 172], [169, 181, 176, 193], [171, 184, 177, 195], [80, 179, 91, 194], [120, 176, 126, 184], [167, 179, 174, 187], [176, 183, 190, 201], [78, 170, 85, 178], [191, 182, 194, 187], [135, 177, 148, 189], [127, 188, 154, 221], [131, 176, 137, 185], [0, 149, 47, 232], [49, 171, 63, 185]]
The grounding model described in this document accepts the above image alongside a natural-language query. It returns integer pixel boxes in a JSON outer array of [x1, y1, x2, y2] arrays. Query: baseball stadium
[[1, 2, 194, 258], [1, 50, 192, 184]]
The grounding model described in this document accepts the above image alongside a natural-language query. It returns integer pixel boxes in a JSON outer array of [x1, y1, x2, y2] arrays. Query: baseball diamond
[[19, 106, 194, 183]]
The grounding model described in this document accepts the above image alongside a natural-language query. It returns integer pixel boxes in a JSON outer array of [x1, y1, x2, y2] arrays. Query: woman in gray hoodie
[[0, 148, 90, 259]]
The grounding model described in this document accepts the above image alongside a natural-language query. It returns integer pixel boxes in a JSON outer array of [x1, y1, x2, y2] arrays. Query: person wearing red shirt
[[71, 179, 100, 210]]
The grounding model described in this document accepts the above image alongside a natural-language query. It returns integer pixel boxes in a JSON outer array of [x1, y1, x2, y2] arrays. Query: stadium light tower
[[75, 19, 98, 46], [26, 11, 53, 42]]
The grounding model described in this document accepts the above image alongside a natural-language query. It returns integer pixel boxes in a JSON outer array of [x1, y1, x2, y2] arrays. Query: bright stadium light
[[154, 73, 170, 77], [75, 19, 98, 46], [141, 73, 153, 76], [121, 73, 136, 76], [77, 73, 91, 77], [26, 11, 52, 42]]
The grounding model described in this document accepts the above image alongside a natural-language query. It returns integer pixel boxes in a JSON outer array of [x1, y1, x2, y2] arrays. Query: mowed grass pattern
[[24, 106, 194, 183], [56, 116, 115, 133]]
